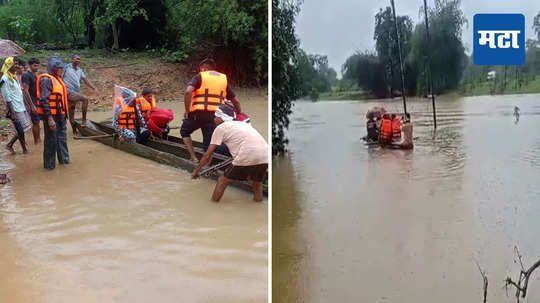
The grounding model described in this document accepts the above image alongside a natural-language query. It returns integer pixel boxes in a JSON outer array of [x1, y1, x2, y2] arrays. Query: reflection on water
[[0, 93, 268, 303], [274, 94, 540, 303]]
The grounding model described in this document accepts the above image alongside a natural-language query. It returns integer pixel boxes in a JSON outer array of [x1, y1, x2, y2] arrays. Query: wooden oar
[[73, 134, 114, 140], [200, 158, 234, 176]]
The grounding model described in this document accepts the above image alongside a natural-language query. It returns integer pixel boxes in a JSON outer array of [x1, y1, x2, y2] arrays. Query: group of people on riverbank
[[1, 54, 95, 169], [1, 56, 268, 202]]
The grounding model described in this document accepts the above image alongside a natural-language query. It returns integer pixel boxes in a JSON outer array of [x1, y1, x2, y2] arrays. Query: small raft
[[75, 120, 268, 196]]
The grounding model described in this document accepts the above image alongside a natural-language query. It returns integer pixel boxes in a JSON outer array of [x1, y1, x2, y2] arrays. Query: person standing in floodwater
[[393, 113, 413, 149], [192, 105, 268, 202], [181, 58, 242, 162], [1, 57, 31, 155], [37, 57, 70, 170], [21, 58, 41, 144]]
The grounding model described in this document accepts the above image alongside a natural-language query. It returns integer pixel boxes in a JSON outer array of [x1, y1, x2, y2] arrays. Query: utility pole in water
[[423, 0, 437, 129], [390, 0, 407, 115]]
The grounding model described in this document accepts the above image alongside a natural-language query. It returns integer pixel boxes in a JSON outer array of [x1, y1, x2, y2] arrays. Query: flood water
[[0, 90, 268, 303], [274, 94, 540, 303]]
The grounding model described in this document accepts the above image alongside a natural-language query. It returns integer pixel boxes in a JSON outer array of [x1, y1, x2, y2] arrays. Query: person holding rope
[[192, 104, 268, 202]]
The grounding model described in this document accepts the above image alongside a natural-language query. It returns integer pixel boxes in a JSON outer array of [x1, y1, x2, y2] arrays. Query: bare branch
[[475, 260, 488, 303], [504, 247, 540, 302]]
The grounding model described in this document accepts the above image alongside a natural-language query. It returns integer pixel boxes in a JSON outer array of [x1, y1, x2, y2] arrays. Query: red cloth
[[146, 108, 174, 135], [235, 112, 250, 122]]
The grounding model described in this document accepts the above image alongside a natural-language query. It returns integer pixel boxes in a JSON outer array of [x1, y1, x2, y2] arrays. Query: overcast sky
[[296, 0, 540, 75]]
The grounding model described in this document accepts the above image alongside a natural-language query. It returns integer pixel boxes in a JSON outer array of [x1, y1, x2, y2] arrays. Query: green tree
[[342, 51, 387, 98], [534, 11, 540, 40], [94, 0, 147, 49], [409, 0, 467, 94], [295, 50, 335, 96], [54, 0, 85, 44], [165, 0, 267, 85], [272, 0, 302, 154], [374, 7, 413, 96]]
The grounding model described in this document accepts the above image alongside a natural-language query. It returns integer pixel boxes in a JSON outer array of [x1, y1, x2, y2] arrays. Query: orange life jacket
[[136, 96, 155, 117], [116, 97, 138, 130], [392, 116, 402, 140], [36, 74, 68, 116], [380, 117, 393, 141], [190, 70, 227, 112]]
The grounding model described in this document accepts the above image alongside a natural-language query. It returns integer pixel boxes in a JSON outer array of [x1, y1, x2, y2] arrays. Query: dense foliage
[[0, 0, 267, 86], [295, 49, 336, 99], [272, 0, 302, 154]]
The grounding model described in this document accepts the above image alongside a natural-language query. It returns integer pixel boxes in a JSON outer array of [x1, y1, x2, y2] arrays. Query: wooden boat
[[75, 120, 267, 196]]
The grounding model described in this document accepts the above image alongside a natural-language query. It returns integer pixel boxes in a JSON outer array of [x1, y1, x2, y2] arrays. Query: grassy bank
[[316, 77, 540, 102], [319, 89, 375, 100], [460, 77, 540, 96]]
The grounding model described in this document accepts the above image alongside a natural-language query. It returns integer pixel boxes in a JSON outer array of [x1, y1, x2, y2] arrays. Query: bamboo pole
[[423, 0, 437, 129], [390, 0, 408, 115]]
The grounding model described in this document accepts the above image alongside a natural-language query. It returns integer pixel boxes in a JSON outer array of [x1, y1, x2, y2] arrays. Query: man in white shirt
[[192, 105, 268, 202], [1, 57, 31, 154]]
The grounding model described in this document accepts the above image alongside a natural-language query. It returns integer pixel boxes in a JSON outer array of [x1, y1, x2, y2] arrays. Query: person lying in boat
[[391, 113, 413, 150], [113, 88, 151, 144], [192, 104, 268, 202]]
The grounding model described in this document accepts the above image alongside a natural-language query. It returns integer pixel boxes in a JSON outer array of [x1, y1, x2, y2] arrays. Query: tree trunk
[[112, 21, 119, 50]]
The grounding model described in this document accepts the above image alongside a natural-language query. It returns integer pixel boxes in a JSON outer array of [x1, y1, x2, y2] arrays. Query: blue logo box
[[473, 14, 525, 65]]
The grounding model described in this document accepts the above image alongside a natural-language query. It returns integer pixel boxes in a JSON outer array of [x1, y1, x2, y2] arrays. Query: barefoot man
[[1, 57, 31, 154], [63, 54, 97, 134], [192, 105, 268, 202], [181, 58, 242, 162]]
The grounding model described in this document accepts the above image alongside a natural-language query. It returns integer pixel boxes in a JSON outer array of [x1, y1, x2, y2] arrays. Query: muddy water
[[274, 94, 540, 303], [0, 90, 268, 303]]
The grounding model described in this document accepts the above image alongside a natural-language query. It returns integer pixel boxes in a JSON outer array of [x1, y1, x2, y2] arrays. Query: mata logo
[[473, 14, 525, 65]]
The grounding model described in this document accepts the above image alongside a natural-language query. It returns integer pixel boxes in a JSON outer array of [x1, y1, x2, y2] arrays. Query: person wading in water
[[192, 105, 268, 202], [37, 57, 70, 170]]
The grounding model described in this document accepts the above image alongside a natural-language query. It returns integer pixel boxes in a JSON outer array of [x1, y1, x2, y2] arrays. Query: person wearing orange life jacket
[[113, 87, 150, 144], [181, 58, 242, 162], [391, 114, 402, 142], [379, 114, 393, 145], [135, 87, 156, 118], [37, 57, 70, 170]]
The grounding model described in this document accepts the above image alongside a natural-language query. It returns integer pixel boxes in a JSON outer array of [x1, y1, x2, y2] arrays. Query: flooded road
[[1, 89, 268, 303], [274, 94, 540, 303]]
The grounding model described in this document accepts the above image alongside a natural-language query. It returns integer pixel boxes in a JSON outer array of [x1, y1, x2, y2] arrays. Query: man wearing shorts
[[192, 105, 268, 202], [181, 58, 242, 162], [63, 54, 96, 134], [21, 58, 41, 144]]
